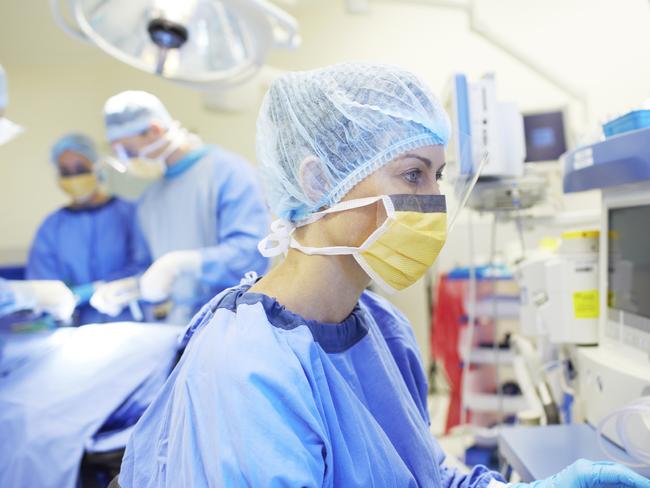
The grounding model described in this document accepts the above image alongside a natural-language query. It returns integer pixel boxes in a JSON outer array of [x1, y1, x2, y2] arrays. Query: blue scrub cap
[[0, 65, 8, 110], [103, 90, 173, 142], [51, 133, 98, 164], [255, 62, 451, 222]]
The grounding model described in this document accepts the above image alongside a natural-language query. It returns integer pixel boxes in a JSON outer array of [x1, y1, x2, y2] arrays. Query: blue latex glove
[[71, 282, 96, 306], [514, 459, 650, 488]]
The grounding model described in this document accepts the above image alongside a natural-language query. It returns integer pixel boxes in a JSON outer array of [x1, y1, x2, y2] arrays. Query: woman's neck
[[166, 141, 201, 167], [249, 251, 370, 324], [70, 189, 110, 209]]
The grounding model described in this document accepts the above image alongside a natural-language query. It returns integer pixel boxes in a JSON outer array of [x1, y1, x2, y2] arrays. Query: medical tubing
[[461, 210, 477, 425], [558, 350, 575, 397], [515, 211, 526, 260], [456, 155, 490, 425], [540, 356, 575, 397], [448, 152, 488, 234], [489, 212, 504, 421], [596, 396, 650, 468]]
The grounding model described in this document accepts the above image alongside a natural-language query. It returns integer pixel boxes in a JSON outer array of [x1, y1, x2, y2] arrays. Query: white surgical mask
[[112, 122, 186, 179]]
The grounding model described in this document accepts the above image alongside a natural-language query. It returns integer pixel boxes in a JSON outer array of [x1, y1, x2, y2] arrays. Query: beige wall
[[2, 0, 648, 256], [0, 0, 648, 362], [0, 64, 260, 259]]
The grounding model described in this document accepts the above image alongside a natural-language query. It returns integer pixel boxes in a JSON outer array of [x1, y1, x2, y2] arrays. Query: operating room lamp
[[50, 0, 300, 88]]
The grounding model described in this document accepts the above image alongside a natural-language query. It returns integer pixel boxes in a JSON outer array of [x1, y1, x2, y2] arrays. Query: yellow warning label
[[573, 290, 600, 319]]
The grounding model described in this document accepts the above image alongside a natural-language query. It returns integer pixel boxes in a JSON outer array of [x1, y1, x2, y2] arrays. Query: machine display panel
[[608, 204, 650, 326]]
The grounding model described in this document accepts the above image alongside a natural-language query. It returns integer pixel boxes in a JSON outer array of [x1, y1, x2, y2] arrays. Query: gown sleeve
[[199, 153, 270, 288], [122, 202, 152, 278], [26, 214, 62, 280], [99, 199, 151, 282]]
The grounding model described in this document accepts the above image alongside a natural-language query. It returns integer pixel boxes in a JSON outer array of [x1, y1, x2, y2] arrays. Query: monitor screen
[[523, 111, 567, 162], [608, 204, 650, 320]]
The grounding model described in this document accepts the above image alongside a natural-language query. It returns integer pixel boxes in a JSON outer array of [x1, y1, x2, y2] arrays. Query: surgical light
[[50, 0, 300, 87]]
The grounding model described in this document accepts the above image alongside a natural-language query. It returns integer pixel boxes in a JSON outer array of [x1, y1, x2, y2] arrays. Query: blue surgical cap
[[255, 62, 451, 222], [51, 133, 98, 165], [0, 65, 8, 110], [103, 90, 173, 142]]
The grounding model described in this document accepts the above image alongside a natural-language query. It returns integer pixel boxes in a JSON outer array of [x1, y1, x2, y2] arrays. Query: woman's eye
[[72, 165, 91, 176], [435, 170, 444, 182], [403, 169, 422, 184]]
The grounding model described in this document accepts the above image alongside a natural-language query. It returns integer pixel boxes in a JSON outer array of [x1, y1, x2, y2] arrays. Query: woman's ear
[[299, 156, 329, 204], [146, 121, 165, 140]]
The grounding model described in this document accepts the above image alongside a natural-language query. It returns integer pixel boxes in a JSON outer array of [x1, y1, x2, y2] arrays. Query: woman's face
[[57, 150, 94, 177], [307, 145, 446, 248]]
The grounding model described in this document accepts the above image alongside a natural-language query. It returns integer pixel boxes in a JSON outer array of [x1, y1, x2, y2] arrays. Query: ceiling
[[2, 0, 647, 68], [1, 0, 648, 117]]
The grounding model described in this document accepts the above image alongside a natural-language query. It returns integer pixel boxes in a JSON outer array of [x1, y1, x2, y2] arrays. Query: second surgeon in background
[[26, 133, 144, 324], [100, 91, 270, 322]]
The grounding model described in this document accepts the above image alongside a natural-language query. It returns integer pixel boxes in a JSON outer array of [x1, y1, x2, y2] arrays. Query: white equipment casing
[[576, 345, 650, 448], [517, 253, 551, 337], [517, 232, 600, 345], [542, 252, 599, 345], [470, 75, 525, 177], [445, 73, 526, 178]]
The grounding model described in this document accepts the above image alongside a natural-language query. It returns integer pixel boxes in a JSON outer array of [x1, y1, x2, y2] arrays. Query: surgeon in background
[[98, 91, 269, 322], [26, 133, 145, 325]]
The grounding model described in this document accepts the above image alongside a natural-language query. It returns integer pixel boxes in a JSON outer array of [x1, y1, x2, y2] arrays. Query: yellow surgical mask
[[358, 195, 447, 291], [259, 194, 447, 293], [125, 158, 166, 179], [58, 173, 98, 203]]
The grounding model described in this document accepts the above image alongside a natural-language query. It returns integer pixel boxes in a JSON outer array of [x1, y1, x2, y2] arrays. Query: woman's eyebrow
[[401, 154, 447, 172], [401, 153, 432, 168]]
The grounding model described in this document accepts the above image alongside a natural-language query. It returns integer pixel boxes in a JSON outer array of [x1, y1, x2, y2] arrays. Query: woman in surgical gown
[[26, 133, 145, 325], [117, 64, 650, 488]]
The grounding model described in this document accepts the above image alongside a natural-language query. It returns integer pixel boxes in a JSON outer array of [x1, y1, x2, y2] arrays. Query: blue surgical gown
[[134, 145, 270, 317], [119, 284, 507, 487], [26, 197, 145, 324]]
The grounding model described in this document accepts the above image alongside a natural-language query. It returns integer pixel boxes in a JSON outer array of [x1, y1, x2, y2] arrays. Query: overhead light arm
[[249, 0, 301, 48], [368, 0, 589, 121], [49, 0, 90, 43]]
